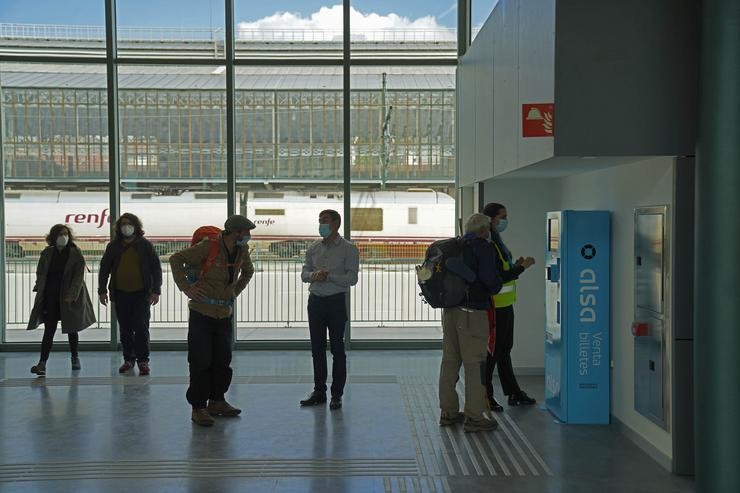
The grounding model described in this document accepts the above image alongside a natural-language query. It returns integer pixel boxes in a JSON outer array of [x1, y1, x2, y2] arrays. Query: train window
[[408, 207, 418, 224], [195, 193, 227, 200], [255, 208, 285, 216], [253, 192, 284, 199], [131, 193, 152, 200], [350, 208, 383, 231]]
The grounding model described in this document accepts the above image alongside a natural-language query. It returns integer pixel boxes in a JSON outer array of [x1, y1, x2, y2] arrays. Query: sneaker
[[488, 397, 504, 413], [300, 392, 327, 407], [118, 361, 135, 374], [329, 397, 342, 410], [464, 416, 498, 433], [508, 391, 536, 406], [207, 399, 242, 417], [31, 361, 46, 376], [439, 411, 465, 426], [71, 356, 81, 371], [191, 408, 215, 427], [137, 361, 150, 376]]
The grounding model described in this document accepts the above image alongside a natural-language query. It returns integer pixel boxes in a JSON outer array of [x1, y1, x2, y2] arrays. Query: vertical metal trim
[[105, 0, 120, 350], [0, 77, 6, 344], [457, 0, 471, 57], [225, 0, 237, 346], [343, 0, 352, 347], [226, 0, 236, 215]]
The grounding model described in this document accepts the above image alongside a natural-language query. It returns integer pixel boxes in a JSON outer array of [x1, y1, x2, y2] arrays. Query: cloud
[[237, 5, 454, 41]]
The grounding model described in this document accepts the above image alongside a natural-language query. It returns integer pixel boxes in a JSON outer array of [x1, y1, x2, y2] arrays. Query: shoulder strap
[[199, 239, 221, 278]]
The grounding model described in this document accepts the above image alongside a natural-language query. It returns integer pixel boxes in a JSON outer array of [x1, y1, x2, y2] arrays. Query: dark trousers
[[308, 293, 347, 397], [186, 309, 233, 409], [485, 305, 522, 397], [40, 318, 79, 362], [115, 290, 151, 362]]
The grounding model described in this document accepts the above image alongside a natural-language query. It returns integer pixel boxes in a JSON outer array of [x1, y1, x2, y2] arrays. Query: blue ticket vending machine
[[544, 210, 610, 424]]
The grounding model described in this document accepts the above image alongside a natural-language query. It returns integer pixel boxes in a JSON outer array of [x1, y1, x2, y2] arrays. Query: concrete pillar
[[695, 0, 740, 491]]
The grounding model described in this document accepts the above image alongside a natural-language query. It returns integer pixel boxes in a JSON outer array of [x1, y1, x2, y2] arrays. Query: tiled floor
[[0, 350, 695, 492]]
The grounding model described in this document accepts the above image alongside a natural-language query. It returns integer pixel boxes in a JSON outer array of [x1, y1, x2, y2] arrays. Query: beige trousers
[[439, 307, 489, 418]]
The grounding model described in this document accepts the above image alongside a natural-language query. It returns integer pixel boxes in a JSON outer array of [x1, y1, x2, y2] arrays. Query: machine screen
[[548, 218, 560, 251]]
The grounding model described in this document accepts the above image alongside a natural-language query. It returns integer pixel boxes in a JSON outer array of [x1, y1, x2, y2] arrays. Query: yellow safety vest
[[492, 242, 517, 308]]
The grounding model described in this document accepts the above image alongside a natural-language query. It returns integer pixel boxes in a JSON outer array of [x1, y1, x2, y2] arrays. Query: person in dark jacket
[[27, 224, 96, 376], [482, 202, 536, 411], [98, 213, 162, 375], [439, 213, 502, 433]]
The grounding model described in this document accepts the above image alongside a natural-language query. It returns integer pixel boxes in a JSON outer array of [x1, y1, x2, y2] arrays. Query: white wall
[[558, 156, 675, 458], [457, 0, 555, 187], [482, 178, 559, 371], [483, 157, 676, 458]]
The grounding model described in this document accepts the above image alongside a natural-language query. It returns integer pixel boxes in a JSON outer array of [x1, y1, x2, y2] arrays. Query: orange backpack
[[190, 226, 222, 281]]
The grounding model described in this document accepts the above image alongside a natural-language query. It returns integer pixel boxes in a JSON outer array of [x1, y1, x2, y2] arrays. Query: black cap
[[224, 215, 256, 232]]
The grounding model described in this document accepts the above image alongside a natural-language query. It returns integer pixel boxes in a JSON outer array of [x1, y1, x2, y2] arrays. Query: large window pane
[[234, 2, 342, 60], [116, 0, 225, 59], [118, 65, 226, 341], [350, 1, 456, 60], [472, 0, 501, 41], [350, 66, 455, 340], [0, 0, 106, 57], [1, 63, 111, 343], [235, 66, 343, 341]]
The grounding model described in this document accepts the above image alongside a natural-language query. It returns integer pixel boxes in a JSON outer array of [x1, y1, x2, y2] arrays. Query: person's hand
[[148, 293, 160, 306], [184, 284, 206, 301], [99, 293, 108, 306], [520, 256, 536, 269], [311, 269, 329, 282], [63, 296, 74, 304]]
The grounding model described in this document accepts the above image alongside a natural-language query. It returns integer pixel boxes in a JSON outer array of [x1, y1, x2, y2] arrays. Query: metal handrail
[[0, 23, 462, 44]]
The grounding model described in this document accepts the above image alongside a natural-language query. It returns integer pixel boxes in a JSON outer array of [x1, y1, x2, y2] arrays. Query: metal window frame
[[0, 0, 458, 350]]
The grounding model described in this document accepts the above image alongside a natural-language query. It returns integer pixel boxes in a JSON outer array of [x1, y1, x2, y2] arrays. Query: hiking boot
[[508, 391, 536, 406], [329, 397, 342, 410], [137, 361, 150, 376], [118, 361, 135, 373], [207, 399, 242, 417], [439, 411, 465, 426], [71, 356, 81, 371], [488, 397, 504, 413], [192, 408, 215, 427], [300, 392, 327, 407], [464, 416, 498, 433], [31, 361, 46, 376]]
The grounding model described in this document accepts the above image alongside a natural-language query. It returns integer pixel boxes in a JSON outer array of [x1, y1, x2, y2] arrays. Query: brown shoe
[[192, 408, 215, 427], [207, 399, 242, 417]]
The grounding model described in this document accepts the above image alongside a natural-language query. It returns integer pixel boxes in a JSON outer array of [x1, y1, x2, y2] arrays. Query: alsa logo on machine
[[579, 268, 598, 323]]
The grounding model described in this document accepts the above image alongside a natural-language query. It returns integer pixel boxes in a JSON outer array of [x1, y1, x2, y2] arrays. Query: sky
[[0, 0, 499, 31]]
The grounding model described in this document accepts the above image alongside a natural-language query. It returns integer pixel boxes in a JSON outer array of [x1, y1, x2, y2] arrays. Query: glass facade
[[0, 1, 456, 346]]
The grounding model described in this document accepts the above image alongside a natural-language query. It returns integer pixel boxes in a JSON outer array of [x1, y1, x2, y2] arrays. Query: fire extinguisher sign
[[522, 103, 554, 138]]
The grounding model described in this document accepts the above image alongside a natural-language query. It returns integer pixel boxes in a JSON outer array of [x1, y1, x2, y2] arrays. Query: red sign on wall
[[522, 103, 554, 138]]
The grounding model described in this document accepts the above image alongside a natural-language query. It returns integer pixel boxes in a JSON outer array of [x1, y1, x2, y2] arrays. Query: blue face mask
[[496, 219, 508, 233], [236, 234, 251, 246], [319, 223, 331, 238]]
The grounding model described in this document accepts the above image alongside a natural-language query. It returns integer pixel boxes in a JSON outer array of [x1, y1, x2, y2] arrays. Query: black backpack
[[416, 237, 476, 308]]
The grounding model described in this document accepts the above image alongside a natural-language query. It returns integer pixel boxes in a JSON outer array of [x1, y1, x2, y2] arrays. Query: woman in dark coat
[[27, 224, 96, 376]]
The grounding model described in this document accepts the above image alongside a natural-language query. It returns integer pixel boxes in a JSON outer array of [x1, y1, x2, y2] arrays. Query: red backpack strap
[[199, 238, 221, 279]]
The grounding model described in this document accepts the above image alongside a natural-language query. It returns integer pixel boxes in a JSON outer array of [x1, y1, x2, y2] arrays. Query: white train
[[4, 189, 455, 256]]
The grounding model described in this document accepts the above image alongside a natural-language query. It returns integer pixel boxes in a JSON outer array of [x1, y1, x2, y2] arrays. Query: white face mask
[[56, 235, 69, 248], [121, 225, 135, 237]]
